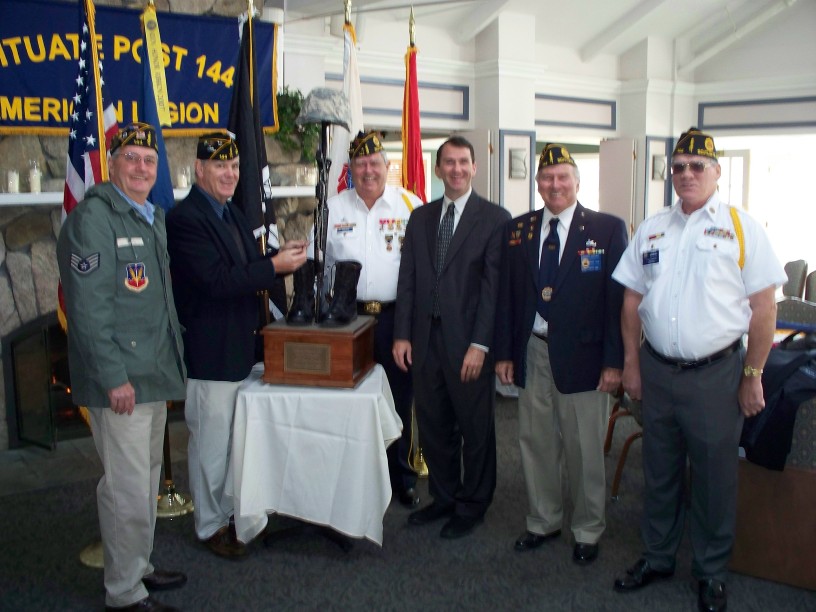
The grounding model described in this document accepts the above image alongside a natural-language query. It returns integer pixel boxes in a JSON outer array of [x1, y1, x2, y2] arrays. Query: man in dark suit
[[393, 135, 510, 539], [495, 144, 627, 565], [166, 133, 306, 559]]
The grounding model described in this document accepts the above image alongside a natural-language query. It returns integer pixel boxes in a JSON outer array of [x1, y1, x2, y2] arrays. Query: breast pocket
[[694, 235, 740, 278]]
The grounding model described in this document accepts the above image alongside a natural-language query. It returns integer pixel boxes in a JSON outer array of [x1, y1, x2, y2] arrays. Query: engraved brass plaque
[[283, 342, 331, 375]]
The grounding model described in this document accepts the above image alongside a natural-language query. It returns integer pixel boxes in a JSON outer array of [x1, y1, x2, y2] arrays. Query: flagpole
[[85, 0, 108, 180]]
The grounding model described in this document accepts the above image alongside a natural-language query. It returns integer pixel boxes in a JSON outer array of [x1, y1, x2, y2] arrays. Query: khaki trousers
[[89, 401, 165, 608], [518, 334, 610, 544], [185, 378, 242, 539]]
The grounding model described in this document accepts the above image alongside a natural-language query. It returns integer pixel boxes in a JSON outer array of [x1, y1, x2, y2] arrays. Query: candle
[[29, 167, 41, 193], [7, 169, 19, 194]]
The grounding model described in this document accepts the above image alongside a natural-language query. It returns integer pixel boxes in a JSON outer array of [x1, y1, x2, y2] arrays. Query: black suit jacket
[[394, 191, 510, 368], [166, 185, 278, 382], [495, 203, 627, 393]]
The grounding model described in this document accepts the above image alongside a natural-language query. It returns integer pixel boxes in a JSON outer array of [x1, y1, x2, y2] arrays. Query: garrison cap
[[110, 122, 158, 154], [538, 143, 576, 170], [197, 131, 239, 160], [673, 127, 718, 159], [349, 130, 384, 159]]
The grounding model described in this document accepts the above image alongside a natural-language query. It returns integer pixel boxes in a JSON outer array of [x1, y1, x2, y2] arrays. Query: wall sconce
[[509, 148, 527, 179]]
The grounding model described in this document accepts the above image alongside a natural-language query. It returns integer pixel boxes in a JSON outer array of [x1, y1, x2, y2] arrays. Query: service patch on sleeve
[[70, 252, 100, 275]]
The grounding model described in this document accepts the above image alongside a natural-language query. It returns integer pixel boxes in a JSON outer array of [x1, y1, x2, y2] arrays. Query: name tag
[[116, 237, 145, 248], [642, 249, 659, 265], [580, 253, 601, 272]]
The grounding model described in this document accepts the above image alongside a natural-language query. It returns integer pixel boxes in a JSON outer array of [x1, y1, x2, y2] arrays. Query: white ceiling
[[276, 0, 800, 68]]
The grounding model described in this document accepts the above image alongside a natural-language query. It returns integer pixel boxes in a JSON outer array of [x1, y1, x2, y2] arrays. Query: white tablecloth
[[227, 364, 402, 546]]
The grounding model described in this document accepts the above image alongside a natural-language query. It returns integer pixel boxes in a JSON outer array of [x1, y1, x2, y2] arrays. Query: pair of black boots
[[286, 259, 362, 327]]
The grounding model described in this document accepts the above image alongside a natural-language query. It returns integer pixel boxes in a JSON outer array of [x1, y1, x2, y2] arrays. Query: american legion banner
[[0, 0, 278, 135]]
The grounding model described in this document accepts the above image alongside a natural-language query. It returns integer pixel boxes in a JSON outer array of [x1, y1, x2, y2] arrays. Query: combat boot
[[286, 259, 315, 325], [320, 260, 362, 327]]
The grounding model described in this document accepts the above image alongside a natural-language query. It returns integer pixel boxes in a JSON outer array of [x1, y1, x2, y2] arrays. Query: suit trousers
[[89, 401, 166, 608], [413, 320, 496, 518], [185, 378, 243, 539], [640, 345, 743, 581], [519, 334, 610, 543], [370, 306, 417, 492]]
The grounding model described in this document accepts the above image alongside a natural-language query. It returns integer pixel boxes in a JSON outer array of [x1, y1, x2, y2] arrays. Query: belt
[[356, 300, 395, 315], [532, 332, 549, 344], [644, 339, 740, 370]]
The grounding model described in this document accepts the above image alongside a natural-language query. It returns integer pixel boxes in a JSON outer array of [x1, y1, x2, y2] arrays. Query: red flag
[[402, 44, 426, 203], [59, 0, 118, 328]]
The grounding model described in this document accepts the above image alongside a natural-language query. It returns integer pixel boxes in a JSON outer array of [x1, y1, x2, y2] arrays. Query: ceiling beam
[[678, 0, 798, 75], [453, 0, 512, 44], [580, 0, 670, 62]]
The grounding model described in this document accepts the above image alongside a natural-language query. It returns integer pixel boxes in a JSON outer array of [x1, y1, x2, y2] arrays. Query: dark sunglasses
[[671, 161, 712, 175]]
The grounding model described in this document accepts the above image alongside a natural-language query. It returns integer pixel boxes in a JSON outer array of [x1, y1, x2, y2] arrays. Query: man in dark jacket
[[495, 144, 627, 565], [166, 133, 306, 559]]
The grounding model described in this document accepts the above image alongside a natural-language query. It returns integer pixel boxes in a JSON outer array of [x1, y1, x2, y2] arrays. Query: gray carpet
[[0, 396, 813, 611]]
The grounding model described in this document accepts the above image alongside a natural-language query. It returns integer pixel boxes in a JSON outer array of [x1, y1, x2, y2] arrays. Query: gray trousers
[[640, 345, 743, 581]]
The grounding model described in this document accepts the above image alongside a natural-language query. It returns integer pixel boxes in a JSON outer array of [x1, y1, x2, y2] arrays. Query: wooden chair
[[605, 391, 643, 500]]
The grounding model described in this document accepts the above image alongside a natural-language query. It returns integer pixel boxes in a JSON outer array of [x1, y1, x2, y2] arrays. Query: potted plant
[[273, 86, 319, 163]]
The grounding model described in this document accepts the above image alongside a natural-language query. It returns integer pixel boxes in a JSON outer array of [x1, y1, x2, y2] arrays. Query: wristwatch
[[743, 365, 763, 378]]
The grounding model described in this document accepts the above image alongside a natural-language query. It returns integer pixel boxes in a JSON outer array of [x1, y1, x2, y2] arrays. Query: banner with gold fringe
[[0, 0, 277, 135]]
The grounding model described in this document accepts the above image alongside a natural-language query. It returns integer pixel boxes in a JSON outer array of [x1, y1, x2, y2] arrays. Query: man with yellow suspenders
[[324, 130, 424, 507], [611, 128, 786, 612]]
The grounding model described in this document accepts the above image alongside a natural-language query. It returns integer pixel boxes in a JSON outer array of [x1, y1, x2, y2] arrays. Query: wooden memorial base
[[261, 316, 376, 388]]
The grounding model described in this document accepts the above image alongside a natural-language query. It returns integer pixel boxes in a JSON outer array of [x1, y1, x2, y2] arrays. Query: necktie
[[432, 202, 455, 318], [537, 217, 560, 320], [223, 206, 248, 264]]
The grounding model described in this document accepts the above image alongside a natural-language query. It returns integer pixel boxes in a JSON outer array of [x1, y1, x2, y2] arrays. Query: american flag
[[59, 0, 117, 328], [62, 0, 118, 220]]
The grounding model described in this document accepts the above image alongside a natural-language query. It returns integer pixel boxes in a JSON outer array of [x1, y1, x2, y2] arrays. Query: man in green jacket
[[57, 122, 187, 612]]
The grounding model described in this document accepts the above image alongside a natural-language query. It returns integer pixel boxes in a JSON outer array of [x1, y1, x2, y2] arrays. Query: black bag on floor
[[740, 332, 816, 470]]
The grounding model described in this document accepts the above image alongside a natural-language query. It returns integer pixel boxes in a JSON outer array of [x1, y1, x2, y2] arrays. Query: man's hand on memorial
[[272, 240, 308, 274]]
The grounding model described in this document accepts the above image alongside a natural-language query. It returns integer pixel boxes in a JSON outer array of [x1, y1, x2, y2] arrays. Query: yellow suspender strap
[[730, 206, 745, 270], [400, 191, 415, 213]]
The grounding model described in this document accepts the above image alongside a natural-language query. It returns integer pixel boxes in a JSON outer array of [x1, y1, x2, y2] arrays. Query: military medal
[[385, 234, 394, 251], [541, 286, 553, 302], [399, 235, 405, 251]]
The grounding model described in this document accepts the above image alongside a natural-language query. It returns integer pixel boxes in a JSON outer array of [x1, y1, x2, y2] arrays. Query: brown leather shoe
[[105, 596, 180, 611], [201, 524, 248, 559]]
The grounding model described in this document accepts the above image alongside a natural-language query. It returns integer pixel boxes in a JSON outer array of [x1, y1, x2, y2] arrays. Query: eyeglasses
[[118, 152, 158, 167], [671, 161, 712, 175]]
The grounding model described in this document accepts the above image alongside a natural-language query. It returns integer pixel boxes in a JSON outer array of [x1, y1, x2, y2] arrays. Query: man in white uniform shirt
[[325, 130, 423, 507], [611, 128, 786, 612]]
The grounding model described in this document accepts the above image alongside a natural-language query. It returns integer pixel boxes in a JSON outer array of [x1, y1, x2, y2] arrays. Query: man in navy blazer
[[166, 133, 306, 559], [495, 144, 627, 565], [394, 136, 510, 539]]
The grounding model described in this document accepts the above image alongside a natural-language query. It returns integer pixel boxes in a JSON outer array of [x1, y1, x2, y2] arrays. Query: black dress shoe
[[408, 502, 454, 526], [514, 529, 561, 551], [105, 596, 180, 611], [142, 570, 187, 591], [614, 558, 674, 592], [396, 487, 420, 508], [573, 542, 599, 565], [698, 579, 727, 612], [439, 514, 483, 539]]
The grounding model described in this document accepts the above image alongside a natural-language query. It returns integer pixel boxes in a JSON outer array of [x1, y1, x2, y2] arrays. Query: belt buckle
[[364, 301, 381, 315]]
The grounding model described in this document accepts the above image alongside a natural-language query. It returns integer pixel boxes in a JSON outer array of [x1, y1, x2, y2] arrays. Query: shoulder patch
[[70, 252, 100, 275]]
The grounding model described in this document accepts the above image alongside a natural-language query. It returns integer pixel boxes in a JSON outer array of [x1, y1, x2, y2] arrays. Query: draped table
[[226, 364, 402, 546]]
